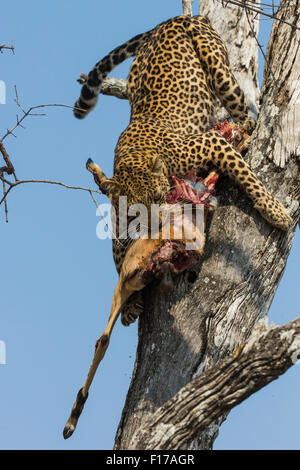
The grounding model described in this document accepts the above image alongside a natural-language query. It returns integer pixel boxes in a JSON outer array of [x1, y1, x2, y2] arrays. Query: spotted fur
[[75, 15, 291, 325]]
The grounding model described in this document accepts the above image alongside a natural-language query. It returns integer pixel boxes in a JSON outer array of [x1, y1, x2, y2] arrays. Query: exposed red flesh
[[145, 170, 219, 288], [150, 240, 198, 272], [214, 120, 245, 148], [144, 240, 201, 293], [166, 169, 218, 206]]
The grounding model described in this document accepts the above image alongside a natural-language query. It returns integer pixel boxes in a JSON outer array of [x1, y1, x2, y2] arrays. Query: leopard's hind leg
[[165, 130, 291, 230], [190, 16, 256, 135], [121, 291, 144, 326]]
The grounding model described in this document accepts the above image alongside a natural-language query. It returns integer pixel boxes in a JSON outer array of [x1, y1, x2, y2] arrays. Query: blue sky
[[0, 0, 299, 450]]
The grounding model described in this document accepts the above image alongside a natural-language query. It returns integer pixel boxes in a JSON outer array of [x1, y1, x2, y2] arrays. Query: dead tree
[[111, 0, 300, 450], [1, 0, 299, 451]]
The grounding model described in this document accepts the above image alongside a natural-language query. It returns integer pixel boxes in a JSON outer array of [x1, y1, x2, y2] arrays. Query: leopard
[[74, 15, 292, 326]]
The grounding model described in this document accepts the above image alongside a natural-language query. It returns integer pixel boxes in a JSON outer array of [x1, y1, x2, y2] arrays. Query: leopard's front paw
[[254, 197, 292, 231]]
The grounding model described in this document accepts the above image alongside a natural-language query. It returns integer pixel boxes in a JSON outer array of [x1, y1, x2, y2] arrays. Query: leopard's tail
[[74, 30, 152, 119]]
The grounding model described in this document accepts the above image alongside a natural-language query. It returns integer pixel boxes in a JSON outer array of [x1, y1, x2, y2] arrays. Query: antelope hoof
[[63, 421, 76, 440], [63, 387, 88, 439]]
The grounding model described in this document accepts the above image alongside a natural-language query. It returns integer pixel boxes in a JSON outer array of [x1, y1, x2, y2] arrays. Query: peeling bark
[[113, 0, 300, 450]]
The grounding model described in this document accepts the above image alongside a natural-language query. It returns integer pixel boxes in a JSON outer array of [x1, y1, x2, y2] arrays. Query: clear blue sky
[[0, 0, 299, 450]]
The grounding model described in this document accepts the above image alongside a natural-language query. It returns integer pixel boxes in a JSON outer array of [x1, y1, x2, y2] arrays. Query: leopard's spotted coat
[[75, 15, 291, 325]]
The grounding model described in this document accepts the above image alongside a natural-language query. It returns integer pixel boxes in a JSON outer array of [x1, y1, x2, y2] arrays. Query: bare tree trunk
[[182, 0, 194, 16], [114, 0, 300, 450]]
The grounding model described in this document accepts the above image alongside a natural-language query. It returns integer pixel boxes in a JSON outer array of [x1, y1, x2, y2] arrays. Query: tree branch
[[0, 85, 101, 220], [0, 42, 14, 54], [0, 141, 16, 177], [131, 316, 300, 450], [77, 73, 128, 100], [0, 178, 100, 207], [182, 0, 194, 16], [1, 86, 78, 142], [101, 77, 128, 100]]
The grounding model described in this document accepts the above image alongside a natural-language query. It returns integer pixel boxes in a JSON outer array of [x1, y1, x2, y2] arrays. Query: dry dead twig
[[0, 42, 15, 54], [0, 179, 100, 207], [0, 86, 100, 221], [1, 86, 78, 142], [216, 0, 300, 31]]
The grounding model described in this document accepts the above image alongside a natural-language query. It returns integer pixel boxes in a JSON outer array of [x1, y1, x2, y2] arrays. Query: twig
[[0, 85, 102, 221], [244, 4, 278, 84], [1, 86, 79, 142], [244, 5, 270, 71], [0, 41, 14, 54], [245, 7, 266, 59], [216, 0, 300, 31], [0, 141, 16, 178], [2, 179, 8, 222], [88, 190, 99, 209], [0, 179, 100, 207]]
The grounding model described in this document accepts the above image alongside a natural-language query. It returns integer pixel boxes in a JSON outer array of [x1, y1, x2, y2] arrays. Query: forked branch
[[131, 317, 300, 450], [1, 86, 78, 142], [216, 0, 300, 31], [0, 42, 15, 54], [0, 86, 100, 220]]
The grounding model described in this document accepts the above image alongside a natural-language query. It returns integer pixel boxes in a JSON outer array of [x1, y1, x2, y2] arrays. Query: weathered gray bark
[[131, 316, 300, 450], [101, 77, 128, 100], [182, 0, 194, 16], [113, 0, 300, 450]]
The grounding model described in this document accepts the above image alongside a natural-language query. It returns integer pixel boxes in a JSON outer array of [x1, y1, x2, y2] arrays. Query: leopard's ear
[[101, 179, 122, 200], [151, 155, 165, 176]]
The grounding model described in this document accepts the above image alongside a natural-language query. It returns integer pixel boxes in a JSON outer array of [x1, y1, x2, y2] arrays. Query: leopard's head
[[101, 156, 170, 212]]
